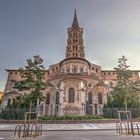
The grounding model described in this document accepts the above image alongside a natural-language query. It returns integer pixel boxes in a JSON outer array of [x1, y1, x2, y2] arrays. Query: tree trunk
[[124, 97, 128, 111]]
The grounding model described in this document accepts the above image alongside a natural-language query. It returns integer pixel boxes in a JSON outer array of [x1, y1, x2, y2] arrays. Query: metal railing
[[14, 123, 42, 137], [14, 111, 42, 138], [116, 111, 140, 136]]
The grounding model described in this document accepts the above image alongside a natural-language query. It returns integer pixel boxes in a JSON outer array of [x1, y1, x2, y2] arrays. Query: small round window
[[87, 83, 93, 88]]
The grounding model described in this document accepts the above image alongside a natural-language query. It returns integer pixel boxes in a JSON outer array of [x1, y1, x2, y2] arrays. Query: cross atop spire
[[72, 9, 79, 28]]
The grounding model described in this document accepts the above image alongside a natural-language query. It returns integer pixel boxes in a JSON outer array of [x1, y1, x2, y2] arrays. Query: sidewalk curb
[[0, 129, 116, 131]]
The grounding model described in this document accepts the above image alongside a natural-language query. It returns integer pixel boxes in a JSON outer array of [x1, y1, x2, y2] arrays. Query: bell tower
[[66, 10, 85, 59]]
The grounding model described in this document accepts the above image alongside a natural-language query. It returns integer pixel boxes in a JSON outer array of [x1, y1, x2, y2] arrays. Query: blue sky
[[0, 0, 140, 91]]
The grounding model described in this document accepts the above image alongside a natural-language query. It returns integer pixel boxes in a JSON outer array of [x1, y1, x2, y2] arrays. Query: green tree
[[14, 55, 47, 108], [112, 55, 140, 111]]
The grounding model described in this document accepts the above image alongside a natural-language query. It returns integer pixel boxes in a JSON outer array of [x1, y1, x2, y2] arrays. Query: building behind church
[[2, 11, 140, 116]]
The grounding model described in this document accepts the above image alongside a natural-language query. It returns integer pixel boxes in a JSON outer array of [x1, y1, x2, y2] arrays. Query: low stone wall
[[0, 119, 119, 124]]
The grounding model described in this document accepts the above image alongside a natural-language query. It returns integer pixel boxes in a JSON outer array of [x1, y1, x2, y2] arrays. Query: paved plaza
[[0, 123, 140, 140], [0, 123, 116, 131], [0, 130, 140, 140]]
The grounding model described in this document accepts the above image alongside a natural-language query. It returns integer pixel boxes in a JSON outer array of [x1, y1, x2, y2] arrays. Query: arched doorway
[[86, 92, 93, 115]]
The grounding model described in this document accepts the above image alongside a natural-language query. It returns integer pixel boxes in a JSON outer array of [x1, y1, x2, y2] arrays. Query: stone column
[[80, 88, 86, 115]]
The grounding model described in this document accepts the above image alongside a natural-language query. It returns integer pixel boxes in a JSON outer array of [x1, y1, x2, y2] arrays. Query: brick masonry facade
[[2, 11, 140, 116]]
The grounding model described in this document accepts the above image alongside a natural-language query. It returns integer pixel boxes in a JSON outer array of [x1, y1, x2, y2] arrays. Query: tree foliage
[[106, 56, 140, 110], [12, 55, 47, 108]]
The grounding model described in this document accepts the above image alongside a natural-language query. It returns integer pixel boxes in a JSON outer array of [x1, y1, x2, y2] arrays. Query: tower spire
[[66, 10, 85, 59], [72, 9, 79, 28]]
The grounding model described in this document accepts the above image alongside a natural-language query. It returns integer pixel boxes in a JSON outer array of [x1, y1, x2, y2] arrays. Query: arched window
[[73, 33, 75, 36], [96, 68, 98, 73], [80, 68, 83, 74], [69, 88, 75, 103], [56, 92, 60, 104], [88, 92, 92, 104], [74, 66, 76, 73], [76, 45, 78, 51], [110, 81, 113, 88], [73, 46, 75, 51], [67, 68, 70, 73], [98, 93, 103, 104], [46, 93, 50, 104]]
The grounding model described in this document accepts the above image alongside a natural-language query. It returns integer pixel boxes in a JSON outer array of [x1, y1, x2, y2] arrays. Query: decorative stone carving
[[63, 105, 80, 115]]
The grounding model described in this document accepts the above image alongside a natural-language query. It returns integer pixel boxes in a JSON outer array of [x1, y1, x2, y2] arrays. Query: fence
[[14, 112, 42, 138], [0, 108, 36, 120], [116, 111, 140, 136], [1, 107, 140, 120], [103, 108, 140, 118]]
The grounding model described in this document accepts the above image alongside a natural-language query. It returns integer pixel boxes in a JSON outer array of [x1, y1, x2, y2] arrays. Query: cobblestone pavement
[[0, 130, 140, 140]]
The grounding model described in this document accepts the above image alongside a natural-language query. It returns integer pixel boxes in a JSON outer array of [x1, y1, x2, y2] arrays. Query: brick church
[[2, 11, 140, 116]]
